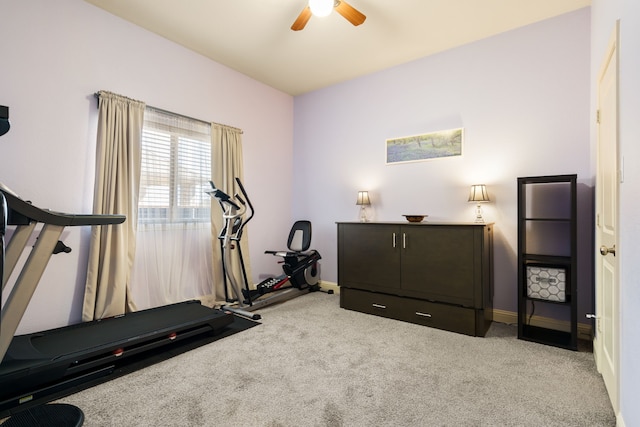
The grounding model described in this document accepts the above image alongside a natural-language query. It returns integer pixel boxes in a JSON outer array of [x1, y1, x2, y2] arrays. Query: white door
[[594, 21, 619, 413]]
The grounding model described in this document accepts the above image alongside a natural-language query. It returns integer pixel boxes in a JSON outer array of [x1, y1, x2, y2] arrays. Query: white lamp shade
[[309, 0, 334, 17], [468, 184, 490, 202], [356, 191, 371, 205]]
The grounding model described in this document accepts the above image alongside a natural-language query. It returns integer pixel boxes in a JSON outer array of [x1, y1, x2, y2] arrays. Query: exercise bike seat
[[265, 220, 313, 257]]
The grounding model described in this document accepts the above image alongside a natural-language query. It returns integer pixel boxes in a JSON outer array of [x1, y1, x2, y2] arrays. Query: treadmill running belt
[[0, 300, 235, 415], [10, 300, 228, 357]]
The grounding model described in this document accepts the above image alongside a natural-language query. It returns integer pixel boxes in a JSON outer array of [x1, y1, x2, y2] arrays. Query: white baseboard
[[319, 280, 340, 294], [326, 283, 591, 341]]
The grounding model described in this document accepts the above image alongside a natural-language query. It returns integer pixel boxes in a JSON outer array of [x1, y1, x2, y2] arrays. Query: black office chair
[[265, 220, 321, 289]]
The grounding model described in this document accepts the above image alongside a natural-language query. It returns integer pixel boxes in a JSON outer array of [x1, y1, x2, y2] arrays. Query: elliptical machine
[[207, 178, 324, 320]]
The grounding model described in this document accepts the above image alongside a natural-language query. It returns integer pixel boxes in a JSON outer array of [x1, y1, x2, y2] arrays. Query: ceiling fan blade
[[335, 0, 366, 26], [291, 6, 312, 31]]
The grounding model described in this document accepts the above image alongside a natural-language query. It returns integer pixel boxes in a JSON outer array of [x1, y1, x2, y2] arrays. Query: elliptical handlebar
[[207, 178, 254, 241], [207, 182, 241, 211], [233, 178, 254, 239]]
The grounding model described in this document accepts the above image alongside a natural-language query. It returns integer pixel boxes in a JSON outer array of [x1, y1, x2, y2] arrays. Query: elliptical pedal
[[242, 274, 291, 303]]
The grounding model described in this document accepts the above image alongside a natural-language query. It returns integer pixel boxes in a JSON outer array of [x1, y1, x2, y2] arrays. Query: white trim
[[319, 280, 340, 295]]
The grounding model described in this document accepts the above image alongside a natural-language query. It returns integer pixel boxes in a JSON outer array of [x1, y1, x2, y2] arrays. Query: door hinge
[[596, 109, 600, 124]]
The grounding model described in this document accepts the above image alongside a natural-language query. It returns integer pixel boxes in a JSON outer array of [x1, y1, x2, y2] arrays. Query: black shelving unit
[[517, 174, 577, 350]]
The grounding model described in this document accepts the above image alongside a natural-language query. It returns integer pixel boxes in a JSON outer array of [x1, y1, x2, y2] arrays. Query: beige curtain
[[82, 91, 145, 321], [210, 123, 252, 302]]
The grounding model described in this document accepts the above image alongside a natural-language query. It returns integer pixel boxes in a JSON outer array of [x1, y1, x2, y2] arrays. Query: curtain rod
[[93, 92, 243, 134]]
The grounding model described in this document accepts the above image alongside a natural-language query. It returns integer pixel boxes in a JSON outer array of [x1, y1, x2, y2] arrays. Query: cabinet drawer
[[340, 288, 405, 321], [399, 298, 476, 336], [341, 288, 478, 336]]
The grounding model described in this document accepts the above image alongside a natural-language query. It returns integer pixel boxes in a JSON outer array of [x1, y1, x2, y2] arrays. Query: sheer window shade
[[140, 108, 211, 224], [130, 107, 214, 310]]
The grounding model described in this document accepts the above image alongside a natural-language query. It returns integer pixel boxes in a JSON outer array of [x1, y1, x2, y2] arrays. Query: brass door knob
[[600, 245, 616, 256]]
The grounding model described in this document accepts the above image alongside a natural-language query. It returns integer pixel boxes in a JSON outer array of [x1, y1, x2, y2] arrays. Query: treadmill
[[0, 173, 234, 420]]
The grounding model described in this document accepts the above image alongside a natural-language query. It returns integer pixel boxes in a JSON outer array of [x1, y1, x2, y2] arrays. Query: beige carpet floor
[[57, 292, 615, 426]]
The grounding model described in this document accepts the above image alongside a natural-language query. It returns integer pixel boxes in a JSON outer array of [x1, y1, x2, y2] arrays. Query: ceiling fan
[[291, 0, 366, 31]]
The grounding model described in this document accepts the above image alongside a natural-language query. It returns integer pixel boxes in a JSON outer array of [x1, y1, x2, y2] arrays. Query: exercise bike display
[[207, 178, 327, 320]]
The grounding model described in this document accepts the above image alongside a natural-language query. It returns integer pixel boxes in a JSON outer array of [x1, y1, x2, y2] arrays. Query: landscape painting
[[386, 128, 463, 164]]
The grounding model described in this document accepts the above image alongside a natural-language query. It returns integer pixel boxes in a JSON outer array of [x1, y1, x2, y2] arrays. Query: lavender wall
[[293, 9, 592, 319], [0, 1, 598, 341], [0, 0, 294, 334]]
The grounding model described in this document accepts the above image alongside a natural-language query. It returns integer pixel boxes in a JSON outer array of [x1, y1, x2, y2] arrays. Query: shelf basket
[[526, 265, 567, 302]]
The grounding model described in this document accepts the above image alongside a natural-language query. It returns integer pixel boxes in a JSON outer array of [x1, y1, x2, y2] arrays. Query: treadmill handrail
[[0, 188, 125, 227]]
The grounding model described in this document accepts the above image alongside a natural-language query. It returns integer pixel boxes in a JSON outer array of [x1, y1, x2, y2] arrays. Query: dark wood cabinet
[[517, 175, 578, 350], [337, 222, 494, 336]]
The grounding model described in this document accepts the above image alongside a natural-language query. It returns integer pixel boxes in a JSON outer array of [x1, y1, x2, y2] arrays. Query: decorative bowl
[[403, 215, 427, 223]]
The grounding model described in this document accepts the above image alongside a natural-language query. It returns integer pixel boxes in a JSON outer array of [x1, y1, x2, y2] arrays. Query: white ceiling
[[84, 0, 590, 96]]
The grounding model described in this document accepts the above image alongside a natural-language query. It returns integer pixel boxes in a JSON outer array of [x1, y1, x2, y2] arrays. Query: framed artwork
[[386, 127, 463, 165]]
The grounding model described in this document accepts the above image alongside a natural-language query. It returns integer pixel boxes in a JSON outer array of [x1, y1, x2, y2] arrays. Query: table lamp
[[356, 191, 370, 222], [468, 184, 490, 223]]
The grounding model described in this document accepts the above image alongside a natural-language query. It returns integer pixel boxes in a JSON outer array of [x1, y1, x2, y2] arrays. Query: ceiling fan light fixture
[[309, 0, 334, 17]]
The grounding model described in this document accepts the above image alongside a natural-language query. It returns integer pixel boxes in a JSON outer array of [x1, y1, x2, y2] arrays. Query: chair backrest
[[287, 220, 312, 252]]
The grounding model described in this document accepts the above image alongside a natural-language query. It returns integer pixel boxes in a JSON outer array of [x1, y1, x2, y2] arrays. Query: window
[[139, 107, 211, 224], [132, 107, 214, 310]]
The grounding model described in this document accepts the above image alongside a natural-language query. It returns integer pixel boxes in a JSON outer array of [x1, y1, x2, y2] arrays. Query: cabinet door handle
[[372, 303, 387, 309], [403, 233, 406, 249], [392, 233, 396, 248], [415, 312, 432, 318]]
